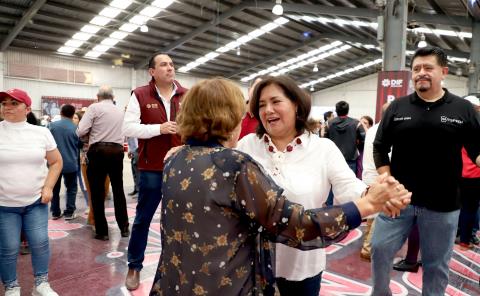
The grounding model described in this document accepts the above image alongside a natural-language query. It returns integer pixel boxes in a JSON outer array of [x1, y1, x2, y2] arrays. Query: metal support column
[[383, 0, 408, 71], [468, 21, 480, 94]]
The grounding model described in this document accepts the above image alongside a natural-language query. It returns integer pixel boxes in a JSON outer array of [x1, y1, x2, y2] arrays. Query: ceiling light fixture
[[110, 0, 132, 10], [140, 25, 149, 32], [57, 46, 76, 54], [310, 85, 314, 92], [241, 42, 348, 82], [179, 17, 289, 73], [313, 64, 319, 72], [272, 0, 283, 16], [64, 40, 84, 48], [110, 31, 128, 40], [418, 33, 427, 48], [85, 51, 102, 58], [151, 0, 174, 8], [300, 59, 383, 88]]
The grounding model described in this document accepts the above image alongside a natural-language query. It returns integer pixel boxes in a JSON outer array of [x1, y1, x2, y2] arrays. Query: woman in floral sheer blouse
[[150, 78, 411, 296]]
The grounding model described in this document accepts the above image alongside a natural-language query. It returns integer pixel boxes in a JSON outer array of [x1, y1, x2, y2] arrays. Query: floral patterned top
[[150, 140, 361, 296]]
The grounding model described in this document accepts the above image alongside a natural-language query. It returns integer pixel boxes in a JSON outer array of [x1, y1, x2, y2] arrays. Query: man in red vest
[[123, 53, 187, 290]]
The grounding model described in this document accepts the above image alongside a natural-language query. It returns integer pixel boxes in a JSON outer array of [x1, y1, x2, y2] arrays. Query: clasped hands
[[364, 173, 412, 218]]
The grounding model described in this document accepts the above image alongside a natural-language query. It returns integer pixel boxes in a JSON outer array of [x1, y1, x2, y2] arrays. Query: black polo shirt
[[373, 89, 480, 212]]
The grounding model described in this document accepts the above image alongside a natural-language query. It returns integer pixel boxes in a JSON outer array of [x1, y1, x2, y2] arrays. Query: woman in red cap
[[0, 88, 62, 296]]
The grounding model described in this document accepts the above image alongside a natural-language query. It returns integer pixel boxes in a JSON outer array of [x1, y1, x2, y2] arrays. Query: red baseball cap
[[0, 88, 32, 107]]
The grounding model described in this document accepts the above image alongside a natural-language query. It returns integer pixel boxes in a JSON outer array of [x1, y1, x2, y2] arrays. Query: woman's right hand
[[356, 173, 411, 218]]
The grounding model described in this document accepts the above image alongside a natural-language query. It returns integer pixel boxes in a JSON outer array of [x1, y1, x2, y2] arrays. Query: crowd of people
[[0, 46, 479, 296]]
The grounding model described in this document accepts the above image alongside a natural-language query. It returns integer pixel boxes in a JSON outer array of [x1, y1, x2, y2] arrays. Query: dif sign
[[375, 70, 413, 122]]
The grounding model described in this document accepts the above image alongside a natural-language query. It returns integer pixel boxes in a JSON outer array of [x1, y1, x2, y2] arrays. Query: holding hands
[[355, 173, 411, 218]]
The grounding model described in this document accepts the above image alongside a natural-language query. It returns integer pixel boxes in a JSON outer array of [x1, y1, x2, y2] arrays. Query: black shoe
[[51, 213, 63, 220], [94, 233, 109, 241], [64, 213, 77, 221], [128, 190, 138, 196], [393, 259, 420, 273], [121, 225, 130, 238], [471, 235, 480, 245]]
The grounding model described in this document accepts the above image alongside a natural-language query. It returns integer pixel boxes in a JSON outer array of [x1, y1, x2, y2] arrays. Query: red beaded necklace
[[263, 134, 302, 153]]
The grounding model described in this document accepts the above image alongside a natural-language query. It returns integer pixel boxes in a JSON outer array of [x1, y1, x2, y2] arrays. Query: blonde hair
[[177, 78, 246, 142]]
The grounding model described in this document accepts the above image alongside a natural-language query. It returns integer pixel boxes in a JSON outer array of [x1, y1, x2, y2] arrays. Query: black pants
[[276, 272, 322, 296], [87, 143, 128, 236]]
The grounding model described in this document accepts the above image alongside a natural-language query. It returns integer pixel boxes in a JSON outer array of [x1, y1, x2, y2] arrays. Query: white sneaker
[[32, 282, 59, 296], [5, 287, 21, 296]]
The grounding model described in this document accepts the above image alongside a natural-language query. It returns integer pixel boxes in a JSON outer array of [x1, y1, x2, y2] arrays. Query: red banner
[[41, 96, 95, 117], [375, 71, 413, 122]]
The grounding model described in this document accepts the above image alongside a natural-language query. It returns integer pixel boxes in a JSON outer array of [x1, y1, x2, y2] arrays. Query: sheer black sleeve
[[234, 159, 360, 250]]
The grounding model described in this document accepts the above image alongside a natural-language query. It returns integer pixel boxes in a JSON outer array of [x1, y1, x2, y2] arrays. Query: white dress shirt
[[237, 132, 366, 281], [76, 100, 124, 145], [362, 123, 380, 186], [123, 83, 177, 139]]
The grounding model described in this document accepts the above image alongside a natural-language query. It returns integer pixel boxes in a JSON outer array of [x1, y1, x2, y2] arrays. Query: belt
[[91, 142, 122, 147]]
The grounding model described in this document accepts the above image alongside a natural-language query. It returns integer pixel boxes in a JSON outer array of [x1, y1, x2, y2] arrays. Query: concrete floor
[[10, 157, 480, 296]]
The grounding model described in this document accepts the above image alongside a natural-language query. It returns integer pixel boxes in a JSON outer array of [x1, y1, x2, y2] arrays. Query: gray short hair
[[97, 85, 114, 100]]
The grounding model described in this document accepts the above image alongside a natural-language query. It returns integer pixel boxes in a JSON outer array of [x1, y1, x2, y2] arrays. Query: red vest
[[132, 79, 187, 171]]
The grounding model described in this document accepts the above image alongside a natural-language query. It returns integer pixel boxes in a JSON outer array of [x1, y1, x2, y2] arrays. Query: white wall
[[2, 50, 249, 115], [4, 51, 132, 112], [312, 73, 468, 120]]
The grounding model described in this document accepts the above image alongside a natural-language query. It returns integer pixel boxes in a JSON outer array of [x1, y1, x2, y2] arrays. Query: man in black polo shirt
[[371, 47, 480, 295]]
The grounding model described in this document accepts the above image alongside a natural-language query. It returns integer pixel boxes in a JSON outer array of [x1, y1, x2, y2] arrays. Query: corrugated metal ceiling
[[0, 0, 476, 90]]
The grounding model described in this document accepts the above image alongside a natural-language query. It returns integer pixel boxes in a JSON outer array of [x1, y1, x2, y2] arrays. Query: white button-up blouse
[[237, 132, 366, 281]]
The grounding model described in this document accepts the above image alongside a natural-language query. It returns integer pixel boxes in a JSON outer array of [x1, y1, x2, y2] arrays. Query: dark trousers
[[86, 143, 128, 236], [128, 170, 163, 270], [405, 224, 420, 263], [459, 177, 480, 243], [51, 171, 78, 216], [276, 272, 322, 296]]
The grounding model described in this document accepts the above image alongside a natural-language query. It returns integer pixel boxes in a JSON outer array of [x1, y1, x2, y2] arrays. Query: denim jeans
[[51, 171, 78, 216], [0, 198, 50, 287], [276, 272, 322, 296], [371, 205, 459, 296], [127, 170, 163, 270]]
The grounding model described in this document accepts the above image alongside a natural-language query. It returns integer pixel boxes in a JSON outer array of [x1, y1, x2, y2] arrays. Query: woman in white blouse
[[237, 75, 368, 295], [0, 89, 62, 296]]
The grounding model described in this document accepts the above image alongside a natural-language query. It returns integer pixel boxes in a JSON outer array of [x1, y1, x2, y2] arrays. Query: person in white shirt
[[123, 53, 188, 291], [0, 88, 62, 296], [360, 102, 390, 261], [237, 76, 409, 295]]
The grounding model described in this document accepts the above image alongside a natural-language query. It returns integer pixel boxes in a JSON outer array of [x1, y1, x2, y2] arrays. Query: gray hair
[[97, 85, 114, 100]]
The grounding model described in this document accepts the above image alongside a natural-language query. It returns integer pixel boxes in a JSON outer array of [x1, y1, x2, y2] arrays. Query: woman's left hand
[[164, 145, 184, 162], [41, 186, 53, 204]]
